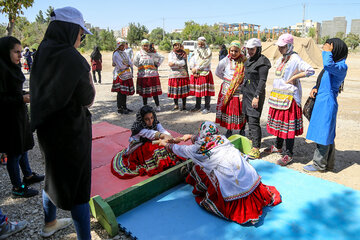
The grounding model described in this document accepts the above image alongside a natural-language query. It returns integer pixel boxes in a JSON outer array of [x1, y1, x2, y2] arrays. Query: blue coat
[[306, 51, 347, 145]]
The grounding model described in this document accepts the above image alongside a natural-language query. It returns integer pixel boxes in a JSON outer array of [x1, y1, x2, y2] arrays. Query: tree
[[345, 33, 360, 50], [159, 38, 171, 52], [35, 10, 46, 24], [45, 6, 54, 23], [335, 32, 345, 41], [149, 27, 165, 45], [320, 35, 330, 44], [127, 23, 148, 45], [308, 27, 316, 38], [0, 0, 35, 36]]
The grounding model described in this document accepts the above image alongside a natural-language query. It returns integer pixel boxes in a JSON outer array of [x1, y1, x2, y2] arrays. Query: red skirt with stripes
[[168, 77, 190, 99], [111, 142, 181, 179], [186, 165, 282, 224], [136, 76, 162, 97], [111, 77, 135, 95], [266, 99, 303, 139], [215, 87, 246, 130], [189, 72, 215, 97]]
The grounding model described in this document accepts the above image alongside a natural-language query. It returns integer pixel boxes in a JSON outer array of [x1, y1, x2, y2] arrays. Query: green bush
[[159, 39, 172, 52]]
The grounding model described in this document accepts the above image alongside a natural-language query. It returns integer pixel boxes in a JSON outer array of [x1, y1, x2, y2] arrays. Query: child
[[111, 105, 183, 179], [160, 121, 281, 225], [168, 40, 190, 111]]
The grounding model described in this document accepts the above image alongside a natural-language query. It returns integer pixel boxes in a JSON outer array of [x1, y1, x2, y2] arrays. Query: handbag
[[303, 97, 315, 121]]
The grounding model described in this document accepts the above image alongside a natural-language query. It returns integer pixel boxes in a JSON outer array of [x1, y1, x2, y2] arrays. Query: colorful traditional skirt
[[111, 141, 181, 179], [267, 99, 303, 139], [136, 76, 162, 97], [189, 72, 215, 97], [111, 77, 135, 95], [168, 77, 190, 99], [186, 165, 281, 224], [215, 86, 246, 130]]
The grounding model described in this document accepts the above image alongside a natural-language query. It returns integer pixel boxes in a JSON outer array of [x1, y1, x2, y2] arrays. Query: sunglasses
[[80, 34, 86, 42]]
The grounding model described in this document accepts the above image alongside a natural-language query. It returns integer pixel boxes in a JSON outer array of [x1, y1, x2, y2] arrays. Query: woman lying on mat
[[159, 121, 282, 225], [111, 105, 183, 179]]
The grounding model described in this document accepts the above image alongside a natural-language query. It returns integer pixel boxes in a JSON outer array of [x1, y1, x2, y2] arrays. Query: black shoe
[[225, 130, 233, 138], [239, 129, 246, 136], [180, 106, 186, 111], [125, 107, 133, 112], [23, 172, 44, 185], [190, 107, 201, 112], [118, 108, 129, 114], [12, 185, 38, 198]]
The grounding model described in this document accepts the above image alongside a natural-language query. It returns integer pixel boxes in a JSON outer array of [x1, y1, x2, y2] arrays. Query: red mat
[[90, 122, 188, 199]]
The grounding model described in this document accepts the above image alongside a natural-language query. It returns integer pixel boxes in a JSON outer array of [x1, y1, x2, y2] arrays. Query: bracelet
[[155, 132, 162, 140]]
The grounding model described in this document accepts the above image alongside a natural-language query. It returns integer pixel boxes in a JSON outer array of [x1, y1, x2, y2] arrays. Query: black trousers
[[195, 96, 210, 110], [117, 92, 127, 109], [92, 70, 101, 83], [174, 98, 187, 106], [245, 115, 261, 148], [276, 137, 295, 157], [143, 96, 159, 106]]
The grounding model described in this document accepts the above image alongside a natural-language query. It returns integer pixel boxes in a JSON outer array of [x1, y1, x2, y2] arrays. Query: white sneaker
[[201, 109, 210, 114], [40, 218, 72, 238], [155, 106, 161, 112]]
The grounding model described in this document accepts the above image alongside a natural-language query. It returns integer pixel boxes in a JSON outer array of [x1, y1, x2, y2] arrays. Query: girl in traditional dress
[[189, 37, 215, 114], [134, 39, 164, 112], [304, 38, 348, 172], [240, 38, 271, 159], [168, 40, 190, 111], [215, 40, 247, 138], [112, 39, 134, 114], [90, 46, 102, 84], [160, 121, 281, 225], [266, 33, 315, 166], [111, 105, 183, 179]]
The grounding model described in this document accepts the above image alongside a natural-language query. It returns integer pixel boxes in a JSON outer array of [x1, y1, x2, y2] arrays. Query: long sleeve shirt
[[133, 50, 164, 78], [128, 123, 170, 143], [112, 50, 133, 80], [215, 57, 241, 95], [168, 51, 188, 78]]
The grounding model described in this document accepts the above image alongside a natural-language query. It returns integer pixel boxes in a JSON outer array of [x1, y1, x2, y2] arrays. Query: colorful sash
[[268, 89, 294, 110]]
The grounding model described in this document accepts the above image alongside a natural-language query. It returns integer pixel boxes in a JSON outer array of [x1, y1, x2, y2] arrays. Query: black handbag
[[303, 97, 315, 121]]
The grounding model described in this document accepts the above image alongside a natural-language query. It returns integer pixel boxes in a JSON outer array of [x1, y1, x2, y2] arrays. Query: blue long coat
[[306, 51, 348, 145]]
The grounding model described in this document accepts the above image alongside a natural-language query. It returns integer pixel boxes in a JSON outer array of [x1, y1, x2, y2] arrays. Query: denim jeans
[[6, 152, 32, 188], [0, 208, 6, 225], [312, 143, 335, 171], [43, 191, 91, 240]]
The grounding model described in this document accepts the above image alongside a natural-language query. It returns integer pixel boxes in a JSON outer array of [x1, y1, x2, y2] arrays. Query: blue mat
[[116, 160, 360, 240]]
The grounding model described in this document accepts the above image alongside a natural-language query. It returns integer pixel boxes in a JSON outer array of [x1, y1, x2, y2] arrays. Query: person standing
[[218, 44, 227, 61], [124, 41, 134, 73], [0, 36, 44, 198], [90, 46, 102, 84], [189, 36, 215, 114], [23, 47, 32, 72], [168, 40, 190, 111], [304, 38, 348, 172], [112, 39, 134, 114], [265, 33, 315, 166], [215, 40, 247, 138], [30, 7, 95, 239], [240, 38, 271, 159], [133, 39, 164, 112]]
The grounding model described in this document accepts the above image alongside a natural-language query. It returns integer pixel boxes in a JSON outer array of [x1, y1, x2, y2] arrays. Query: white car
[[182, 41, 198, 52]]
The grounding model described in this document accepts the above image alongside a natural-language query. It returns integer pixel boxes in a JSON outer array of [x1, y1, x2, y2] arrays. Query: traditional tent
[[261, 37, 323, 69]]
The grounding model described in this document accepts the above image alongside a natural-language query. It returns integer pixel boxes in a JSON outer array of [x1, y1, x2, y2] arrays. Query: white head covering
[[245, 38, 262, 48], [197, 36, 206, 42], [116, 38, 126, 49]]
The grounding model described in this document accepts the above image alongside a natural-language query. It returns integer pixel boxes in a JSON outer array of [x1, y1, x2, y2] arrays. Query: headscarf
[[90, 46, 102, 61], [141, 39, 150, 46], [0, 36, 25, 93], [315, 38, 348, 93], [149, 43, 156, 53], [219, 44, 227, 59], [195, 121, 226, 158], [220, 41, 247, 110], [173, 42, 187, 60], [30, 20, 90, 130], [131, 105, 159, 136]]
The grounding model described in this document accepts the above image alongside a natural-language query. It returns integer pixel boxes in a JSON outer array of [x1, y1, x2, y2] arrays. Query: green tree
[[45, 6, 54, 23], [335, 32, 345, 40], [159, 38, 171, 52], [12, 17, 30, 42], [320, 35, 330, 44], [149, 27, 164, 45], [35, 10, 46, 24], [127, 23, 148, 46], [182, 21, 202, 40], [345, 33, 360, 50], [0, 23, 7, 37], [0, 0, 35, 36], [308, 27, 316, 38]]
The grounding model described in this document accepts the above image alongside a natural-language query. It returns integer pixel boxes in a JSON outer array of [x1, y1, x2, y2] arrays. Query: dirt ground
[[1, 48, 359, 239]]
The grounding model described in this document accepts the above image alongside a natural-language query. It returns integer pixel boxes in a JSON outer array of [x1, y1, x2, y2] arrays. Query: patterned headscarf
[[141, 39, 150, 46], [131, 105, 159, 136], [196, 121, 225, 157]]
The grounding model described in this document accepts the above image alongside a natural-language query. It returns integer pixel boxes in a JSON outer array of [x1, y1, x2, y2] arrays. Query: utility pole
[[302, 3, 306, 37], [162, 17, 165, 40]]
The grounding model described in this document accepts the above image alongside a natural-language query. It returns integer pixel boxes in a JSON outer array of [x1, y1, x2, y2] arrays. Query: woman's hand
[[182, 134, 193, 142], [252, 97, 259, 109], [310, 88, 318, 98], [323, 42, 333, 52], [23, 94, 30, 103], [239, 94, 243, 102], [191, 68, 197, 75], [158, 139, 168, 147], [169, 62, 175, 67], [161, 134, 172, 140]]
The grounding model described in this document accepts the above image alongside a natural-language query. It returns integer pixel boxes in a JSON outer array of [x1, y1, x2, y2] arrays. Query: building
[[351, 19, 360, 35], [114, 26, 130, 39], [321, 17, 347, 37], [291, 19, 321, 40]]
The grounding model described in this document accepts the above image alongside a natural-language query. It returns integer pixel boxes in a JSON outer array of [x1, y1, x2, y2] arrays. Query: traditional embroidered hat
[[275, 33, 294, 47], [50, 6, 92, 35], [245, 38, 262, 48], [197, 36, 206, 42], [141, 39, 150, 45], [229, 40, 242, 49], [116, 38, 126, 48], [172, 39, 181, 45]]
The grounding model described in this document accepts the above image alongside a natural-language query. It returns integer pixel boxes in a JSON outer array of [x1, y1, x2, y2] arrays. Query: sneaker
[[172, 105, 179, 111], [40, 218, 72, 238], [303, 164, 325, 172], [12, 185, 38, 198], [248, 148, 260, 159], [180, 106, 187, 111], [23, 172, 44, 185], [190, 107, 201, 112], [155, 106, 161, 112], [0, 219, 27, 239], [125, 107, 133, 112], [264, 145, 282, 154], [276, 155, 293, 166], [201, 109, 210, 114]]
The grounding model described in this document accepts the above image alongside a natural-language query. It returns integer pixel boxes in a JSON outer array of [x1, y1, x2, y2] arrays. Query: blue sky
[[1, 0, 359, 33]]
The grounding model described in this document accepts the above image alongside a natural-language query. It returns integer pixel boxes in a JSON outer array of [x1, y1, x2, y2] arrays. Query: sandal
[[264, 145, 282, 154], [276, 155, 293, 166]]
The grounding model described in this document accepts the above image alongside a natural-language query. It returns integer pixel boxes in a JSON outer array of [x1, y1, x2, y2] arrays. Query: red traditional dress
[[166, 121, 281, 224], [168, 50, 190, 99], [111, 50, 134, 95]]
